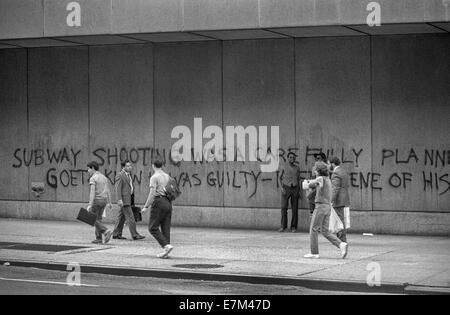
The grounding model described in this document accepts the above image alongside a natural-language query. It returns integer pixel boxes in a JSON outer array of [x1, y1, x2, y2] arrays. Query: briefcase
[[77, 208, 97, 226], [132, 206, 142, 222]]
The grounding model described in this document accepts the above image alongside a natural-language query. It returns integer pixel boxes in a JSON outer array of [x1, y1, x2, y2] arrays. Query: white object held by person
[[329, 205, 344, 234]]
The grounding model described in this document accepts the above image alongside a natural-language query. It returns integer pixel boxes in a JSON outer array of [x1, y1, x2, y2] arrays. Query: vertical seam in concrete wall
[[152, 43, 156, 158], [88, 46, 91, 161], [221, 40, 225, 209], [370, 36, 374, 212], [26, 48, 30, 202], [293, 39, 297, 150]]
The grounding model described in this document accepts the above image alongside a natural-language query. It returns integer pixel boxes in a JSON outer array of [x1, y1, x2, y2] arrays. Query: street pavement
[[0, 265, 373, 295], [0, 219, 449, 294]]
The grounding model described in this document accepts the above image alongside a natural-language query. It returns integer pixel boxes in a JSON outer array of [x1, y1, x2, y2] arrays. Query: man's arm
[[143, 176, 157, 211], [331, 172, 342, 205], [87, 183, 95, 211], [308, 176, 323, 189], [115, 173, 124, 207]]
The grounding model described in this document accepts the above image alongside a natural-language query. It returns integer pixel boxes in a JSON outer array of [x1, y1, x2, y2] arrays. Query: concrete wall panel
[[44, 0, 111, 37], [112, 0, 183, 34], [0, 49, 29, 200], [223, 39, 295, 208], [183, 0, 259, 31], [295, 37, 372, 210], [154, 42, 223, 207], [372, 35, 450, 212], [28, 47, 89, 203], [0, 0, 44, 39], [89, 44, 154, 204]]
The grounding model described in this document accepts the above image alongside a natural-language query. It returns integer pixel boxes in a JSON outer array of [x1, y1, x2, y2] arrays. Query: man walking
[[330, 157, 350, 243], [86, 161, 113, 244], [279, 152, 301, 233], [113, 160, 145, 240], [142, 159, 174, 259]]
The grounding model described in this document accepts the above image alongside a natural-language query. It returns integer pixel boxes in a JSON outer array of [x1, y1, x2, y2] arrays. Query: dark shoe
[[278, 228, 286, 232], [113, 236, 127, 240], [91, 240, 102, 244], [133, 235, 145, 240]]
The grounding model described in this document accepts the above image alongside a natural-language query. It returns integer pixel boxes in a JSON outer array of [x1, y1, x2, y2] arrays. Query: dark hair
[[330, 157, 341, 166], [121, 159, 131, 168], [317, 168, 329, 177], [87, 161, 99, 171], [153, 159, 163, 168]]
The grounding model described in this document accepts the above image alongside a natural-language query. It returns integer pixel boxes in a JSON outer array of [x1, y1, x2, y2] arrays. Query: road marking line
[[0, 277, 99, 287]]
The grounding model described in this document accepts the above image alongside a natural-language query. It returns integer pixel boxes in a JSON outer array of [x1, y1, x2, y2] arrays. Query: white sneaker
[[157, 244, 173, 259], [304, 253, 320, 259], [340, 242, 348, 259]]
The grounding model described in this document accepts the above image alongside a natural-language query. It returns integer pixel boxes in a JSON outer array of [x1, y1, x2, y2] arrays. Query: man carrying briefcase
[[86, 161, 113, 244]]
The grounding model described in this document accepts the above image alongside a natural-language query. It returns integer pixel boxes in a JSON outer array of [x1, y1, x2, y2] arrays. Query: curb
[[0, 258, 408, 294]]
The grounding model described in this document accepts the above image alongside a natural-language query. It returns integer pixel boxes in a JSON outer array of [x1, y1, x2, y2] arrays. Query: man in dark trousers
[[142, 159, 174, 259], [330, 157, 351, 243], [113, 160, 145, 240], [279, 152, 301, 233]]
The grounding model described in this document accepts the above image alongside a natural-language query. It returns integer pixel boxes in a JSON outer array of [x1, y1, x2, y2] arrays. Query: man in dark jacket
[[330, 157, 351, 242], [113, 160, 145, 240]]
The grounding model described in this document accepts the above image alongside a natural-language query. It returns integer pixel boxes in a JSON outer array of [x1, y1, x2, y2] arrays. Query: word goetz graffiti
[[10, 146, 450, 197]]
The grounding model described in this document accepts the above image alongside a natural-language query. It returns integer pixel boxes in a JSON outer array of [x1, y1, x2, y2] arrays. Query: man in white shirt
[[142, 159, 174, 259]]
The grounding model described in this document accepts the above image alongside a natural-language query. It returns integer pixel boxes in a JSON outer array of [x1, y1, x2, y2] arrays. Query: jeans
[[310, 203, 342, 255], [148, 196, 173, 248], [281, 185, 300, 229], [90, 199, 108, 240]]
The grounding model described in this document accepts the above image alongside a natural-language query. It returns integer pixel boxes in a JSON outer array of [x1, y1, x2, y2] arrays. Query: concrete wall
[[371, 34, 450, 212], [1, 0, 449, 39], [0, 34, 449, 234]]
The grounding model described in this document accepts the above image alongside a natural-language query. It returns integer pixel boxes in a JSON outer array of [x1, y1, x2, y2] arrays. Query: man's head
[[152, 159, 163, 171], [287, 152, 297, 164], [87, 161, 99, 176], [121, 160, 133, 173], [314, 152, 327, 162], [330, 156, 341, 169]]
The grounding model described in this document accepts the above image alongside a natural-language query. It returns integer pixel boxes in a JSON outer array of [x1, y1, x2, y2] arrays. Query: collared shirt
[[89, 171, 110, 202], [125, 171, 134, 194], [282, 162, 301, 187], [145, 169, 170, 207]]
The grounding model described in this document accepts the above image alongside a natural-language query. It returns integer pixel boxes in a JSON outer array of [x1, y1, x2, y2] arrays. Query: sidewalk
[[0, 218, 449, 294]]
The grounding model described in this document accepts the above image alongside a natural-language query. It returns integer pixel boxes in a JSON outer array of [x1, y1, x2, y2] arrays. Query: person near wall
[[307, 152, 329, 219], [304, 161, 348, 259], [113, 160, 145, 241], [330, 157, 351, 243], [142, 159, 174, 259], [279, 152, 301, 233], [86, 161, 113, 244]]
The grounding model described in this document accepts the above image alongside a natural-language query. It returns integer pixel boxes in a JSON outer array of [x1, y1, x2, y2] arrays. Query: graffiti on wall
[[10, 146, 450, 198]]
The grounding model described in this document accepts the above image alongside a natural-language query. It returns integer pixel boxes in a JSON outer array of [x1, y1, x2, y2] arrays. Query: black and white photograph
[[0, 0, 449, 300]]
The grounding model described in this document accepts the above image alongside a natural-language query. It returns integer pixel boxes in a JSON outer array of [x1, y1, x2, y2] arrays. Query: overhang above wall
[[348, 23, 448, 35], [0, 23, 449, 49]]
